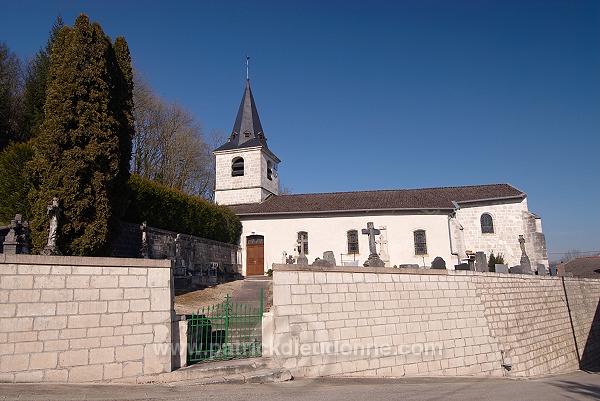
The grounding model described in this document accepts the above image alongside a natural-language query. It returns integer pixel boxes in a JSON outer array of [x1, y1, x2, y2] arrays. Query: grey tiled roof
[[214, 80, 269, 152], [228, 183, 526, 216], [563, 257, 600, 278]]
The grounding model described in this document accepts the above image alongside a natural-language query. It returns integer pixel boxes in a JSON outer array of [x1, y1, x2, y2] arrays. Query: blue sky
[[1, 1, 598, 260]]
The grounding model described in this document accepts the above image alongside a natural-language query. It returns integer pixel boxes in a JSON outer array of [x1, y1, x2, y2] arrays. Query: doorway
[[246, 235, 264, 276]]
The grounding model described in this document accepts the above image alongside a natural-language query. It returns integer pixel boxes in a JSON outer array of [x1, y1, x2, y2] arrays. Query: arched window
[[414, 230, 427, 255], [232, 157, 244, 177], [481, 213, 494, 233], [347, 230, 359, 254], [267, 160, 273, 181], [297, 231, 309, 255]]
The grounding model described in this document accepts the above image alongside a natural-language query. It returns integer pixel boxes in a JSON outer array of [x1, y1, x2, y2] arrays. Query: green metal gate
[[187, 289, 263, 364]]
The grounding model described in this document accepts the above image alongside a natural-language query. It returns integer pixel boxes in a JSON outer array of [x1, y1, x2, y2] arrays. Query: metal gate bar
[[187, 289, 263, 364]]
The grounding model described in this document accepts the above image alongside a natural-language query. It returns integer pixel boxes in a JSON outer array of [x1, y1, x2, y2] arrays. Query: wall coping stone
[[0, 253, 172, 268], [272, 263, 600, 282], [272, 263, 448, 275]]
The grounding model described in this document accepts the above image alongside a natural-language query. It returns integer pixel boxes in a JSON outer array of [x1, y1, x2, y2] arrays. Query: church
[[214, 79, 549, 276]]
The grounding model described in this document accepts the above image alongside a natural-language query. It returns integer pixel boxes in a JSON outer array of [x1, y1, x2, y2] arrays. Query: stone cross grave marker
[[518, 235, 532, 273], [362, 222, 385, 267], [297, 233, 308, 265]]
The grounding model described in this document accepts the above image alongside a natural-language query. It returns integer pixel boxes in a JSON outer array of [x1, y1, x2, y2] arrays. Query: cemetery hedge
[[125, 174, 242, 245]]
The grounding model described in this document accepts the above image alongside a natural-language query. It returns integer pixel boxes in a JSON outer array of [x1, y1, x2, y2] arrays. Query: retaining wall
[[0, 254, 174, 383], [264, 264, 600, 378]]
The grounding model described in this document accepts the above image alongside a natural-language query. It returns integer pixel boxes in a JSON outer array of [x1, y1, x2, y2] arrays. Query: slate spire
[[215, 78, 269, 151]]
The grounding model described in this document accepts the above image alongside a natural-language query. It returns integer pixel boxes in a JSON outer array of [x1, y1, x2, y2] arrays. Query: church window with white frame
[[347, 230, 359, 254], [297, 231, 309, 255], [413, 230, 427, 255], [481, 213, 494, 234], [232, 157, 244, 176]]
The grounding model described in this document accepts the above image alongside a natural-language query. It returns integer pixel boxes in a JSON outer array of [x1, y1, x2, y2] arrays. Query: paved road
[[1, 371, 599, 400]]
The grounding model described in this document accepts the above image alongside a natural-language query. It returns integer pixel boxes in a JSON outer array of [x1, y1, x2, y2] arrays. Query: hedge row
[[125, 174, 242, 245]]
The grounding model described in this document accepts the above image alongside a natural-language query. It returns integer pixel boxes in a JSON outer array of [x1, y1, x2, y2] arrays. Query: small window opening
[[232, 157, 244, 177]]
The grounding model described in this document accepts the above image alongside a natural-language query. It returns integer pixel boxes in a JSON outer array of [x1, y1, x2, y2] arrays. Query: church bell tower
[[213, 73, 280, 206]]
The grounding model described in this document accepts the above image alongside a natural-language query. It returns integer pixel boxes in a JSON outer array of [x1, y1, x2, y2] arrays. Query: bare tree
[[132, 71, 214, 199], [560, 249, 584, 263], [278, 181, 293, 195]]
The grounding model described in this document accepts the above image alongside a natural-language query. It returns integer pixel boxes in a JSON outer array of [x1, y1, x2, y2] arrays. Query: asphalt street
[[1, 371, 599, 401]]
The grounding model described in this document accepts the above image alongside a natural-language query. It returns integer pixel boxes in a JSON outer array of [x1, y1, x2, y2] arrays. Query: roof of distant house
[[562, 256, 600, 279], [227, 183, 526, 216]]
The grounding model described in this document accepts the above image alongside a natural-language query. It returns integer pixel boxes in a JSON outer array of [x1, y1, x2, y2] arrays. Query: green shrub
[[488, 252, 505, 272], [0, 142, 34, 224], [124, 175, 242, 244]]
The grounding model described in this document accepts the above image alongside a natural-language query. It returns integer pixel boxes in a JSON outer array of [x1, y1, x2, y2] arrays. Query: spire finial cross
[[246, 54, 250, 81]]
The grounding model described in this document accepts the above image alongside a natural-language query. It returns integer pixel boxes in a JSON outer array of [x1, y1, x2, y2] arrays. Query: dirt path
[[174, 280, 246, 315], [174, 278, 273, 315]]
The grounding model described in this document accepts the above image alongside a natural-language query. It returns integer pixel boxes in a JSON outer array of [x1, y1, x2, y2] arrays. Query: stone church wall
[[0, 254, 175, 383], [264, 264, 600, 378], [454, 198, 548, 268]]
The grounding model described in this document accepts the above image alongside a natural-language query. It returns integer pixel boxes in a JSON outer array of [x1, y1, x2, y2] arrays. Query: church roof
[[214, 80, 269, 152], [227, 184, 526, 216]]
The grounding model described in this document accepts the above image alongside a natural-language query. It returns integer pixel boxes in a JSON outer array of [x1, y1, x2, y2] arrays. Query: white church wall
[[455, 198, 539, 267], [238, 213, 457, 275]]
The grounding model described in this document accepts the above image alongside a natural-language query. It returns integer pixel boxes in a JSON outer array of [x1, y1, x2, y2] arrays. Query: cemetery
[[0, 11, 597, 387]]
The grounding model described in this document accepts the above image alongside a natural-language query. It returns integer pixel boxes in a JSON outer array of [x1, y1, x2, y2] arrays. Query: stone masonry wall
[[264, 264, 600, 378], [0, 254, 174, 383], [113, 221, 240, 276]]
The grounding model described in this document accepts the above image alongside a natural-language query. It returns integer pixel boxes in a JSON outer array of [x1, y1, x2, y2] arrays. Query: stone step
[[137, 358, 292, 385], [169, 367, 293, 386]]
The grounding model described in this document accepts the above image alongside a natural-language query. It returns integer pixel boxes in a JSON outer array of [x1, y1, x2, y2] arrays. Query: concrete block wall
[[0, 254, 174, 383], [265, 264, 600, 378], [563, 278, 600, 370], [470, 273, 582, 376]]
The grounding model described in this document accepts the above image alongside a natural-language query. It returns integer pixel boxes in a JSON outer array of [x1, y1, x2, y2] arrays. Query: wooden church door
[[246, 235, 264, 276]]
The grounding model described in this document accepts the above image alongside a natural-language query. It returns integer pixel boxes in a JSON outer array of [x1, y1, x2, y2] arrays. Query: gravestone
[[537, 264, 547, 276], [518, 235, 532, 274], [312, 258, 330, 266], [376, 226, 390, 267], [398, 264, 420, 269], [431, 256, 446, 270], [475, 252, 488, 272], [362, 222, 385, 267], [495, 264, 509, 274], [549, 266, 557, 276], [323, 251, 336, 266], [296, 233, 308, 265], [510, 265, 534, 275], [455, 263, 470, 271], [2, 214, 30, 255]]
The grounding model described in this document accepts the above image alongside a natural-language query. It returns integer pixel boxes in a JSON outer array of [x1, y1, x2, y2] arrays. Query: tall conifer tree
[[23, 15, 64, 140], [28, 14, 134, 256]]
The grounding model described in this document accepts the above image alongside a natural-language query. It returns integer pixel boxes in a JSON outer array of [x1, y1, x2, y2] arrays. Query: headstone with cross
[[296, 233, 308, 265], [362, 222, 385, 267]]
